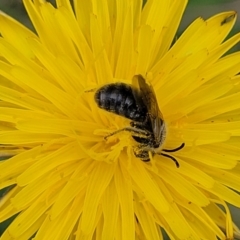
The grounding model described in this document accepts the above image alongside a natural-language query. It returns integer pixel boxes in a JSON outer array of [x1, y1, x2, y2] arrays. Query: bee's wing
[[134, 75, 164, 142], [131, 75, 146, 109]]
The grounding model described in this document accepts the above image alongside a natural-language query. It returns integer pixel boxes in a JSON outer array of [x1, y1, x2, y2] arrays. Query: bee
[[94, 75, 184, 167], [220, 13, 236, 26]]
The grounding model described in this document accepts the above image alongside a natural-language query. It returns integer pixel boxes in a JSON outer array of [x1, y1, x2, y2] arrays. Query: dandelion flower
[[0, 0, 240, 239]]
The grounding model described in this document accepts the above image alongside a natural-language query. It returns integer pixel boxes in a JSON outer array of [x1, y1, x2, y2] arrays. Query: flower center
[[96, 127, 134, 163]]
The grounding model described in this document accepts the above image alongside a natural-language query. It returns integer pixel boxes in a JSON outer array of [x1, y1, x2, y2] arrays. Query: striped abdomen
[[94, 83, 147, 122]]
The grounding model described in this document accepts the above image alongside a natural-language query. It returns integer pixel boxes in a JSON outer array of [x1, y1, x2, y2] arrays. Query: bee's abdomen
[[94, 83, 147, 121]]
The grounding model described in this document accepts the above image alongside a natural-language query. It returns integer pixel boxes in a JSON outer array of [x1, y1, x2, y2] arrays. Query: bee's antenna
[[159, 143, 185, 168], [160, 153, 180, 168], [162, 143, 185, 153]]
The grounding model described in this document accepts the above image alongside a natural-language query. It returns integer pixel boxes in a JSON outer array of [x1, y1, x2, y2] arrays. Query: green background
[[0, 0, 239, 239]]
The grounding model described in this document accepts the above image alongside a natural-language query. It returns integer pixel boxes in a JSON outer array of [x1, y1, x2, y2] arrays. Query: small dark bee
[[94, 75, 184, 167], [220, 13, 236, 26]]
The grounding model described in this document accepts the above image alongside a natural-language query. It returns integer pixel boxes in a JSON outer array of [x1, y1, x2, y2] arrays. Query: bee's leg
[[133, 145, 150, 161], [134, 151, 150, 161], [104, 127, 150, 140], [130, 121, 145, 128]]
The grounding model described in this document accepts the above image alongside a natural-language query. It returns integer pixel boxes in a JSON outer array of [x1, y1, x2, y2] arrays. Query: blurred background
[[0, 0, 239, 239]]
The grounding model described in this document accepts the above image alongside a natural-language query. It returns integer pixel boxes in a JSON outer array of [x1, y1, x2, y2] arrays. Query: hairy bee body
[[94, 75, 184, 167], [95, 83, 147, 122]]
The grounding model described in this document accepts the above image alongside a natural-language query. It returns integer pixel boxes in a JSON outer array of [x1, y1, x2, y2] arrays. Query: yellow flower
[[0, 0, 240, 239]]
